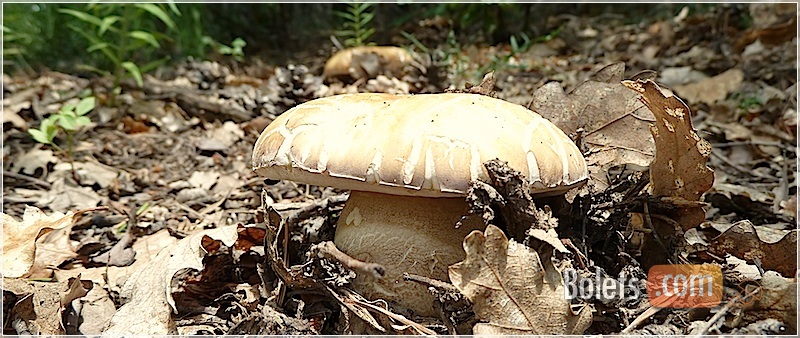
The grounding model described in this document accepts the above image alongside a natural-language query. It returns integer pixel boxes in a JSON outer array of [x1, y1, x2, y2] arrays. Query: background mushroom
[[322, 46, 414, 81], [252, 93, 588, 316]]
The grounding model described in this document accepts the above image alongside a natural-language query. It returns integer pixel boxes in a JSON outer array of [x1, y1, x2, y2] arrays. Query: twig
[[711, 140, 792, 149], [402, 273, 459, 293], [313, 241, 386, 279], [338, 287, 438, 336], [3, 170, 52, 189], [689, 287, 762, 336], [621, 304, 662, 333], [642, 201, 674, 265], [710, 149, 778, 181]]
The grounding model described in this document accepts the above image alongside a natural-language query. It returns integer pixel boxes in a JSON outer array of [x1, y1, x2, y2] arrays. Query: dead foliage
[[2, 3, 796, 336]]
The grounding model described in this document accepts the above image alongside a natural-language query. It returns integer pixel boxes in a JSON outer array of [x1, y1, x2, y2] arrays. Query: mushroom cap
[[322, 46, 414, 79], [252, 93, 587, 197]]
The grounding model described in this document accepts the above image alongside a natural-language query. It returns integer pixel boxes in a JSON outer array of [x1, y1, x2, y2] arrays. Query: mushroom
[[323, 46, 414, 80], [252, 93, 588, 316]]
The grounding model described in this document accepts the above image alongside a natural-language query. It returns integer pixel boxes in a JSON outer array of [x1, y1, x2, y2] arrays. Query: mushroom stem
[[333, 190, 485, 317]]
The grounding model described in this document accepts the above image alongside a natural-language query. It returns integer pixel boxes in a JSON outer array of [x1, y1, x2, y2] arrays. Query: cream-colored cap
[[323, 46, 413, 79], [252, 93, 587, 197]]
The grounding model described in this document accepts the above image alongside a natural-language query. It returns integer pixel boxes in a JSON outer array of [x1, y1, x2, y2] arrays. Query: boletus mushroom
[[252, 93, 588, 317]]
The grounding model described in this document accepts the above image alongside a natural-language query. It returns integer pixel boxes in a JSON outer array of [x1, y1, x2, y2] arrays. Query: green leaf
[[61, 103, 76, 113], [75, 97, 96, 116], [87, 42, 110, 53], [167, 1, 181, 16], [76, 116, 92, 126], [58, 113, 78, 131], [335, 11, 356, 22], [67, 23, 121, 65], [401, 31, 429, 53], [59, 9, 105, 28], [129, 31, 159, 48], [98, 16, 121, 36], [335, 30, 356, 36], [75, 64, 111, 76], [29, 129, 53, 145], [356, 3, 373, 13], [121, 61, 143, 87], [360, 13, 375, 25], [231, 37, 246, 48], [135, 4, 176, 30], [44, 114, 60, 128], [139, 56, 170, 74]]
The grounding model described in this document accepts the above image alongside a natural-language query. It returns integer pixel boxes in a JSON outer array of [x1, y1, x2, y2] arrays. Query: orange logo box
[[647, 264, 723, 308]]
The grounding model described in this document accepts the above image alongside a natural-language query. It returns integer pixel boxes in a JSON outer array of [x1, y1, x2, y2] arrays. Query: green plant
[[29, 96, 96, 176], [2, 3, 71, 71], [403, 29, 471, 86], [334, 2, 376, 48], [59, 3, 180, 93], [216, 37, 247, 62]]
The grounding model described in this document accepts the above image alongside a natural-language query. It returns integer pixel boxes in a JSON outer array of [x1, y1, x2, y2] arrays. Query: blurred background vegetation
[[3, 2, 724, 76]]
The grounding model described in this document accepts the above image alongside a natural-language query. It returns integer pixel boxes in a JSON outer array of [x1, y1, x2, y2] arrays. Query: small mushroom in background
[[323, 46, 415, 81], [251, 93, 588, 317]]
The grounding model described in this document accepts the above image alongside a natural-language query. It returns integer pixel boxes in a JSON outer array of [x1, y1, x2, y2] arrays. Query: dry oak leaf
[[531, 62, 656, 194], [4, 276, 92, 335], [622, 79, 714, 230], [2, 206, 76, 278], [672, 68, 744, 105], [743, 271, 798, 333], [449, 225, 593, 335], [708, 220, 797, 277], [103, 225, 238, 335]]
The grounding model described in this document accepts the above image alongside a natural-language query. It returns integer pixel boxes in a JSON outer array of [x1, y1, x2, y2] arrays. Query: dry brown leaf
[[623, 79, 714, 230], [103, 225, 238, 335], [11, 147, 58, 176], [531, 62, 656, 193], [743, 271, 797, 332], [449, 225, 593, 335], [708, 220, 796, 277], [673, 68, 744, 105], [27, 223, 77, 279], [38, 177, 103, 211], [3, 276, 93, 335], [74, 285, 117, 335], [2, 206, 76, 278], [60, 275, 92, 307], [54, 228, 178, 291]]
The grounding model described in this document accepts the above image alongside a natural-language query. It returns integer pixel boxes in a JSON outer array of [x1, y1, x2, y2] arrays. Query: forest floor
[[2, 4, 797, 336]]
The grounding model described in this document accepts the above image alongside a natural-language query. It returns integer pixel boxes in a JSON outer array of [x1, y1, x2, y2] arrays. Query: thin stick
[[621, 304, 662, 333], [689, 287, 761, 336], [3, 170, 52, 189], [403, 273, 459, 293], [642, 201, 674, 264], [313, 241, 386, 279]]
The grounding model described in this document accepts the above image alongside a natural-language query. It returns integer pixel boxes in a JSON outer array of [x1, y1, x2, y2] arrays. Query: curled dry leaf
[[103, 225, 239, 335], [672, 68, 744, 105], [2, 206, 76, 278], [708, 220, 797, 277], [742, 271, 798, 333], [448, 225, 593, 335], [3, 275, 93, 335], [622, 79, 714, 230], [531, 62, 656, 193]]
